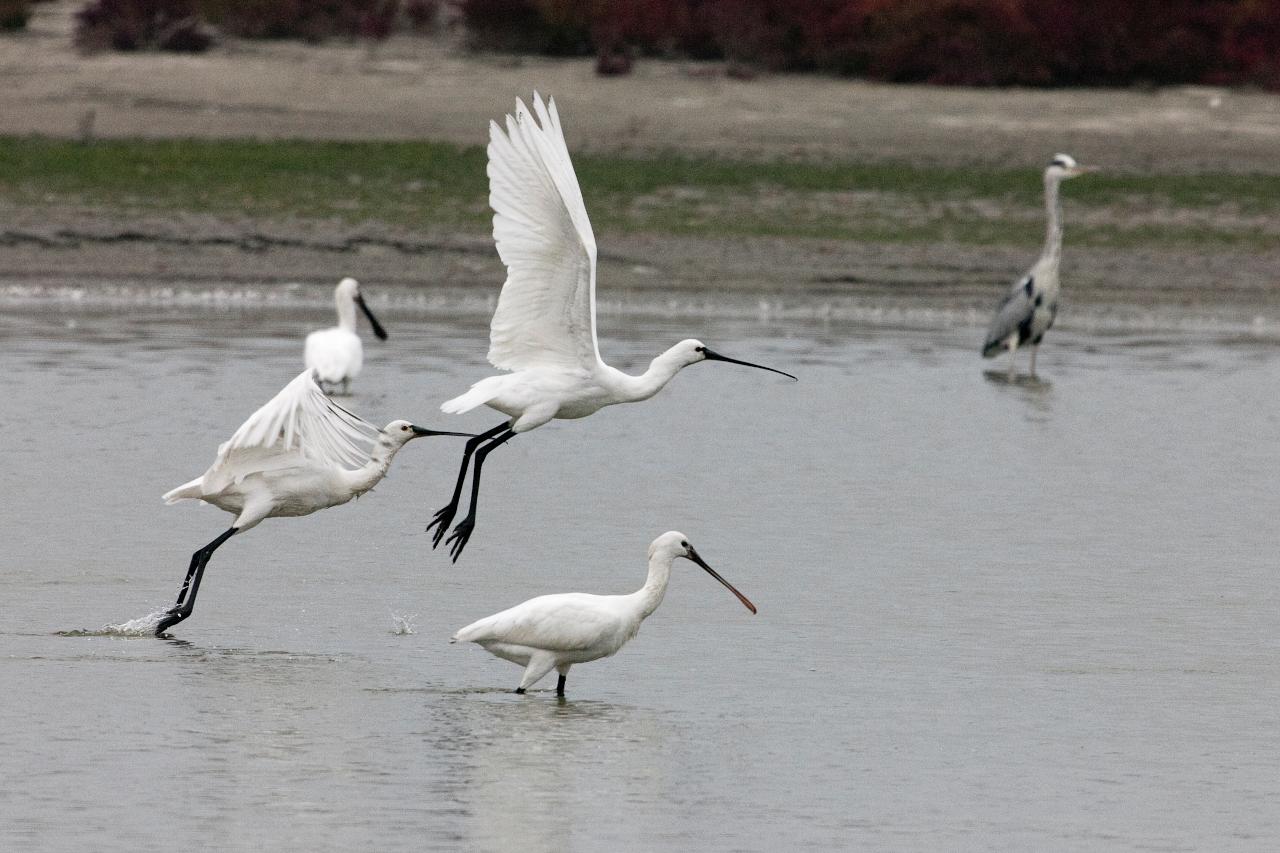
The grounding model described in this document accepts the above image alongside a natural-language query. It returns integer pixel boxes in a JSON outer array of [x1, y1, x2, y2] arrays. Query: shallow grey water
[[4, 300, 1280, 851]]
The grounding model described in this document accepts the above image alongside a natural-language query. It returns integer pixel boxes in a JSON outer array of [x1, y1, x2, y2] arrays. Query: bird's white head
[[381, 420, 474, 447], [669, 339, 797, 380], [336, 276, 360, 299], [1046, 153, 1096, 181], [649, 531, 757, 614], [335, 276, 389, 340]]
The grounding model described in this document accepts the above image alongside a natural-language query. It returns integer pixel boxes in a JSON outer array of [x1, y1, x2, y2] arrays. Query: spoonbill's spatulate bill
[[305, 276, 388, 395], [452, 531, 756, 696], [981, 154, 1097, 379], [428, 93, 796, 562], [156, 369, 470, 636]]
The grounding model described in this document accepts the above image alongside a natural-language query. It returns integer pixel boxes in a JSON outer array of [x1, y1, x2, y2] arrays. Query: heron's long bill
[[701, 347, 797, 381], [686, 547, 757, 614], [411, 425, 475, 438], [355, 293, 389, 341]]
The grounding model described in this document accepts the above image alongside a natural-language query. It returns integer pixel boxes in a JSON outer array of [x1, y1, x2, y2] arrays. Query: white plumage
[[429, 94, 795, 562], [304, 277, 388, 395], [982, 153, 1096, 378], [156, 369, 469, 635], [452, 531, 757, 696]]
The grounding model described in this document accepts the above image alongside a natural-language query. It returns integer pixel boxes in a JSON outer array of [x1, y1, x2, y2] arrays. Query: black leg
[[556, 674, 566, 697], [445, 428, 516, 562], [514, 687, 526, 695], [155, 527, 237, 636], [427, 421, 510, 548]]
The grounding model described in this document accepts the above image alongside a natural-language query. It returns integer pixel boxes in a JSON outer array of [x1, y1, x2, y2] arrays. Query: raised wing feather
[[202, 370, 380, 492], [486, 93, 601, 372], [454, 593, 619, 653]]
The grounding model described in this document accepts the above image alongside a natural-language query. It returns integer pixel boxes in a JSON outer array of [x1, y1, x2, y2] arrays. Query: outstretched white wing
[[202, 370, 381, 492], [485, 93, 601, 372]]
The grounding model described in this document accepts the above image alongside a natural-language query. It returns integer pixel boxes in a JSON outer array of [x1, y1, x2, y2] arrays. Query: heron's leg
[[445, 428, 516, 562], [1007, 338, 1019, 380], [171, 547, 205, 606], [1029, 345, 1039, 378], [428, 421, 511, 548], [156, 527, 237, 636], [555, 668, 569, 697]]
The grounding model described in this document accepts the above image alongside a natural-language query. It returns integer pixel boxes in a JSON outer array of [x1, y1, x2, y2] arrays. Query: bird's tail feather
[[162, 478, 204, 504], [441, 376, 505, 416]]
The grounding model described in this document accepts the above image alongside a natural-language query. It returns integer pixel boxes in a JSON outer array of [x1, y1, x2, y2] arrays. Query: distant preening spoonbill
[[982, 154, 1096, 378], [428, 94, 796, 562], [452, 531, 756, 696], [156, 370, 470, 635], [305, 277, 388, 394]]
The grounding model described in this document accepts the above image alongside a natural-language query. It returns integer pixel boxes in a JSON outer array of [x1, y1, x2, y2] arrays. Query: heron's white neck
[[335, 290, 358, 332], [616, 347, 692, 403], [340, 433, 401, 496], [629, 550, 675, 621], [1041, 174, 1064, 265]]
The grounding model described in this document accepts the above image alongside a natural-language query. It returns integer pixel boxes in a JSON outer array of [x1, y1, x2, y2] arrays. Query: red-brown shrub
[[0, 0, 31, 30], [75, 0, 212, 51]]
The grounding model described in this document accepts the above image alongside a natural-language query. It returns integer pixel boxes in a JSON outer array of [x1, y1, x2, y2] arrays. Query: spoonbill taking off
[[428, 94, 796, 561], [305, 277, 388, 395], [981, 154, 1097, 378], [452, 531, 756, 696], [156, 369, 470, 635]]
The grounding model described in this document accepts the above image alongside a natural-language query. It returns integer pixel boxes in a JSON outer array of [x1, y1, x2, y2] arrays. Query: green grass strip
[[1, 137, 1276, 249]]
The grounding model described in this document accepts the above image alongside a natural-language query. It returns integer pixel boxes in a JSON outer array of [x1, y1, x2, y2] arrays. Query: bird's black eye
[[694, 346, 704, 353], [681, 540, 689, 548], [402, 425, 410, 431]]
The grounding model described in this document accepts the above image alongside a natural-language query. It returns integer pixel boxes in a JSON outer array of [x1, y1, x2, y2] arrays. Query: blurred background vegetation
[[2, 0, 1278, 90]]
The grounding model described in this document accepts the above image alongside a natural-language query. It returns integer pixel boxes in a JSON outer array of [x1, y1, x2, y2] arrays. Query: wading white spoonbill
[[428, 93, 796, 561], [452, 531, 756, 696], [305, 276, 388, 394], [156, 369, 470, 635], [982, 154, 1097, 378]]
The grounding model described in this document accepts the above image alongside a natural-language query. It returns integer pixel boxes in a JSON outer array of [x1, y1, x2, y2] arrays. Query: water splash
[[57, 609, 167, 637], [389, 611, 418, 636]]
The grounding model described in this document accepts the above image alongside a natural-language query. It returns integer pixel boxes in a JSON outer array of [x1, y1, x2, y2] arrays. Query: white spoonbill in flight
[[305, 276, 388, 395], [452, 531, 756, 696], [428, 93, 796, 561], [156, 369, 470, 635], [982, 153, 1097, 378]]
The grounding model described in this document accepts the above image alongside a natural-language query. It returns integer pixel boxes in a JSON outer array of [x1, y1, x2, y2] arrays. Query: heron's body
[[164, 454, 390, 527], [156, 369, 467, 635], [452, 532, 756, 695], [442, 356, 691, 430], [305, 277, 387, 394], [429, 94, 795, 560], [982, 154, 1094, 377]]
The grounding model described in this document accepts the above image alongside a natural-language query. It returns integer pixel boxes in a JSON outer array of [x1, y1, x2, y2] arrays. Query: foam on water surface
[[56, 610, 167, 638]]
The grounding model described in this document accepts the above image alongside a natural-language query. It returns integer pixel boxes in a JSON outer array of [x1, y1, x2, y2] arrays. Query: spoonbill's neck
[[629, 550, 675, 620], [1041, 175, 1064, 265], [341, 434, 401, 496], [335, 291, 358, 332], [618, 347, 690, 403]]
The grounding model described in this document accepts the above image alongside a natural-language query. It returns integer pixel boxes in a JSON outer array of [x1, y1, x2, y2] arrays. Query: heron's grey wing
[[982, 274, 1035, 357]]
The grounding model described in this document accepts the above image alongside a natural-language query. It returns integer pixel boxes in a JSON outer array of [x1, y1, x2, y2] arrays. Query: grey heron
[[981, 154, 1096, 378]]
